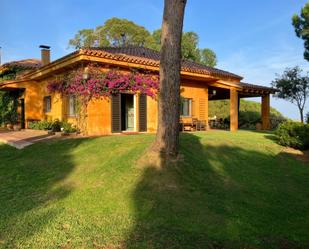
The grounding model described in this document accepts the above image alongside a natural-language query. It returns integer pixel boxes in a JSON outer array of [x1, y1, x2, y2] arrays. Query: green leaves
[[146, 29, 217, 66], [68, 18, 150, 49], [275, 121, 309, 150], [0, 91, 20, 125], [272, 67, 309, 122], [292, 2, 309, 61], [199, 48, 217, 67], [68, 18, 217, 67]]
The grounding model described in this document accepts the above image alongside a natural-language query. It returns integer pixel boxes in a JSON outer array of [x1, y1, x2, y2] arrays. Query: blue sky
[[1, 0, 308, 120]]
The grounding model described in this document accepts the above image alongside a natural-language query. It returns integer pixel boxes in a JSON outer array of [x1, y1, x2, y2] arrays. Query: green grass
[[0, 131, 308, 249]]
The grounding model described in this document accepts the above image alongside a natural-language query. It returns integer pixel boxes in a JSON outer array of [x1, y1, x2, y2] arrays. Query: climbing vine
[[0, 91, 20, 126], [47, 64, 159, 133]]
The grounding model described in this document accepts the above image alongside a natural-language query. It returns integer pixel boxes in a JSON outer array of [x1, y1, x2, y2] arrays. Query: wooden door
[[111, 94, 121, 133]]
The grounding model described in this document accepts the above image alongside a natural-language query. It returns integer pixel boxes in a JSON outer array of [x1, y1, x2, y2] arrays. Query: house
[[0, 46, 276, 135]]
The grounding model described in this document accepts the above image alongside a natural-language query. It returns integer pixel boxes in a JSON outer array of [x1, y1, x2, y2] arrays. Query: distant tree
[[199, 48, 217, 67], [146, 29, 217, 66], [68, 29, 101, 49], [145, 29, 162, 51], [181, 31, 201, 62], [292, 2, 309, 61], [272, 67, 309, 123], [68, 18, 150, 48], [306, 111, 309, 124], [153, 0, 186, 159], [99, 18, 150, 46], [69, 18, 217, 66]]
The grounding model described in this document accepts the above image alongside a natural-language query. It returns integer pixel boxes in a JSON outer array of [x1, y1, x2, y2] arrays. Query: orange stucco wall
[[87, 98, 111, 135], [146, 80, 209, 133], [1, 68, 213, 135], [2, 80, 63, 125]]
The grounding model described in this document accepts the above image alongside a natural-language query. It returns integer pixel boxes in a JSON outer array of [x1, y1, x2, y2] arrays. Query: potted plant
[[6, 123, 13, 130], [61, 122, 78, 136], [5, 112, 18, 130], [13, 122, 21, 131]]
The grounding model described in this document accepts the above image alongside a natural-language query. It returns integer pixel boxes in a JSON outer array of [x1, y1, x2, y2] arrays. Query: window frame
[[68, 95, 77, 117], [180, 98, 192, 117], [43, 96, 52, 113]]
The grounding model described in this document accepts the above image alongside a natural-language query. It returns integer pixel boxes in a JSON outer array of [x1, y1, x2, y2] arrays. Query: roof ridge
[[1, 58, 41, 66], [82, 46, 242, 80]]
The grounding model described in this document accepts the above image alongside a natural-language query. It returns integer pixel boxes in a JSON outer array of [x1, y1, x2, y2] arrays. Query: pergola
[[208, 82, 277, 131]]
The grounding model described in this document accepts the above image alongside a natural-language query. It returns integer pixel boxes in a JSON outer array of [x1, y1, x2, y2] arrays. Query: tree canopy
[[292, 2, 309, 61], [68, 17, 217, 67], [272, 67, 309, 123]]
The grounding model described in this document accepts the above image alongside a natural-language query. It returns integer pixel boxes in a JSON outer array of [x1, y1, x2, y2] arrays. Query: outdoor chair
[[198, 120, 207, 131], [192, 118, 198, 131]]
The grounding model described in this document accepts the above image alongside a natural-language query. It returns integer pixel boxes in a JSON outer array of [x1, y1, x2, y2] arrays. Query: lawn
[[0, 131, 308, 249]]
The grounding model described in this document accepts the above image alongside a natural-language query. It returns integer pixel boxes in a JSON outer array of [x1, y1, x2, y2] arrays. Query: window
[[43, 96, 51, 113], [180, 98, 192, 117], [68, 95, 76, 116]]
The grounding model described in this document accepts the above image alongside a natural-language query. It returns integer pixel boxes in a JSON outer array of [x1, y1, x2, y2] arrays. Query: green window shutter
[[139, 94, 147, 132], [111, 94, 121, 133]]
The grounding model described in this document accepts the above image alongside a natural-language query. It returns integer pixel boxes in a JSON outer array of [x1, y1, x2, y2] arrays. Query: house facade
[[0, 46, 276, 135]]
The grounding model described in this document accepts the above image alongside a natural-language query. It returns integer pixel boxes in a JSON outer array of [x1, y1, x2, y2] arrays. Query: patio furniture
[[197, 120, 207, 131], [192, 118, 198, 131], [179, 118, 208, 132], [180, 118, 195, 131]]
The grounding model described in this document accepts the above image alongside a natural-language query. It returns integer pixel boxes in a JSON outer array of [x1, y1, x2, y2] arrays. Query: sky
[[1, 0, 308, 120]]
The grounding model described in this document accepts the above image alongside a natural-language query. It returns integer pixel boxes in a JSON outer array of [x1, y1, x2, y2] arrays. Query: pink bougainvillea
[[47, 64, 159, 99]]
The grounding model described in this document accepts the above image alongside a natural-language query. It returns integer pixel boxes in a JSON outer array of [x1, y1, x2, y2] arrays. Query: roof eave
[[18, 49, 242, 84]]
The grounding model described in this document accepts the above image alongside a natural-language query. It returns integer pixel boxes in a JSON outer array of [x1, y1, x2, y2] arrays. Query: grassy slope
[[209, 99, 284, 117], [0, 131, 308, 249]]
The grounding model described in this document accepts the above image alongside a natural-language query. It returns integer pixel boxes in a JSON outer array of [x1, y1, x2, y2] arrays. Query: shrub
[[61, 122, 77, 133], [0, 91, 20, 126], [28, 119, 63, 132], [28, 120, 53, 130], [270, 113, 287, 130], [275, 121, 309, 150], [51, 119, 62, 132]]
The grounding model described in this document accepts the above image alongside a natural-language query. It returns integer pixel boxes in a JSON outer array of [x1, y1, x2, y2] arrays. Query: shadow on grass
[[125, 133, 309, 249], [0, 138, 89, 247]]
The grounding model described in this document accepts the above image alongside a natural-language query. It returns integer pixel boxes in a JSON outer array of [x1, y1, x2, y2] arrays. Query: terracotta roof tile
[[0, 59, 42, 81], [0, 59, 41, 71], [81, 46, 243, 80], [239, 82, 277, 93]]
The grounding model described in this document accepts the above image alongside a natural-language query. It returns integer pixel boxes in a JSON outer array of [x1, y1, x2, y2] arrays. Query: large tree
[[292, 2, 309, 61], [181, 31, 201, 62], [69, 18, 150, 48], [153, 0, 186, 160], [146, 29, 217, 66], [69, 17, 216, 67], [199, 48, 217, 67], [272, 67, 309, 123]]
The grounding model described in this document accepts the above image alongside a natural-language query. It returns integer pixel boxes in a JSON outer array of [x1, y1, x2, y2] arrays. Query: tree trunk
[[300, 107, 304, 123], [153, 0, 187, 159]]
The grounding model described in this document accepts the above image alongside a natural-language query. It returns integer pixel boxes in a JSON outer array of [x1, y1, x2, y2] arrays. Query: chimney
[[39, 45, 50, 66]]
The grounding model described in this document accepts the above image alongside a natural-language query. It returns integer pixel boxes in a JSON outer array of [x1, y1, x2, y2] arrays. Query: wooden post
[[230, 88, 238, 132], [261, 94, 270, 130], [205, 87, 209, 129]]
